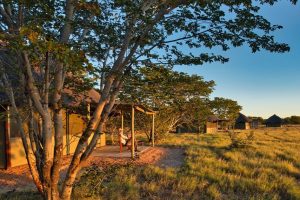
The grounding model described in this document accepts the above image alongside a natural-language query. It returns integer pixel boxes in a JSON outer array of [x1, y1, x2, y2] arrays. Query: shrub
[[228, 131, 255, 148]]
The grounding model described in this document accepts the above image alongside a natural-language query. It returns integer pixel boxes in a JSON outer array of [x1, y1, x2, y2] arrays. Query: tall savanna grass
[[73, 127, 300, 199]]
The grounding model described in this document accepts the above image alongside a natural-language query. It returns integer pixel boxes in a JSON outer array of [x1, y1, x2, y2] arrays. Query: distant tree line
[[283, 116, 300, 124]]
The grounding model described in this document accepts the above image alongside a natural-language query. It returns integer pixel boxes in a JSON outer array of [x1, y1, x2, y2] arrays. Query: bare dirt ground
[[0, 147, 185, 194]]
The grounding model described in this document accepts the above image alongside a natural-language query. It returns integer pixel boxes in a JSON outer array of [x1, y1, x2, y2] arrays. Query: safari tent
[[266, 114, 283, 127], [235, 113, 251, 130], [251, 119, 260, 129], [205, 116, 230, 133], [0, 88, 106, 169], [205, 115, 219, 133]]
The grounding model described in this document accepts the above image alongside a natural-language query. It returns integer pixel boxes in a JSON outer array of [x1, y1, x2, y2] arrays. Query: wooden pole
[[66, 110, 70, 155], [121, 111, 124, 131], [119, 132, 122, 153], [5, 106, 11, 169], [152, 114, 155, 147], [120, 111, 124, 153], [131, 105, 135, 159]]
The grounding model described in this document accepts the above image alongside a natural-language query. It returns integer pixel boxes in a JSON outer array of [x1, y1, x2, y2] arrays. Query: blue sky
[[175, 1, 300, 118]]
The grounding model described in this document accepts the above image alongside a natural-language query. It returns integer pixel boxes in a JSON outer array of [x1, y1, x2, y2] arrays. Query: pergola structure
[[112, 103, 156, 159]]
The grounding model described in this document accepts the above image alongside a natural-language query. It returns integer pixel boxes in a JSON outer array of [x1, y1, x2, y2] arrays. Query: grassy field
[[1, 127, 300, 200], [73, 127, 300, 200]]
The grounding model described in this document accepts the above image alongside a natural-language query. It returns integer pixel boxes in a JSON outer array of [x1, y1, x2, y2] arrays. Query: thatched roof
[[236, 113, 251, 123], [62, 88, 100, 108], [0, 87, 101, 108], [110, 103, 156, 116], [207, 115, 219, 122], [266, 114, 282, 124]]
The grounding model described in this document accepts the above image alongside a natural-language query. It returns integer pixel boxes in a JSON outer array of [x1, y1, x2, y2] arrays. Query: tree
[[119, 66, 215, 137], [0, 1, 297, 199], [249, 116, 264, 124], [210, 97, 242, 125], [284, 116, 300, 124]]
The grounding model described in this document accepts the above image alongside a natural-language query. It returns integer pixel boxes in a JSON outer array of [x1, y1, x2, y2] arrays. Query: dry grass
[[73, 127, 300, 200], [2, 127, 300, 199]]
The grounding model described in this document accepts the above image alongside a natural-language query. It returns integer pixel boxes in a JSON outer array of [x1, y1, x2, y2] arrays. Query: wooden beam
[[145, 111, 155, 115], [152, 114, 155, 147], [134, 105, 155, 115], [131, 105, 135, 159], [5, 106, 11, 169], [134, 106, 145, 113]]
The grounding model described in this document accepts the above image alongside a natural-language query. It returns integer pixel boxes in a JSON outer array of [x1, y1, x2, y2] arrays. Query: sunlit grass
[[5, 127, 299, 199], [71, 127, 300, 199], [72, 127, 300, 199]]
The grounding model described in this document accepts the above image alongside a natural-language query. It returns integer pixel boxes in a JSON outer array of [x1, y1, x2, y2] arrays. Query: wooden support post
[[119, 133, 122, 153], [118, 111, 124, 153], [120, 112, 124, 153], [152, 114, 155, 147], [131, 105, 135, 159], [66, 110, 70, 155], [121, 111, 124, 131], [5, 106, 11, 169]]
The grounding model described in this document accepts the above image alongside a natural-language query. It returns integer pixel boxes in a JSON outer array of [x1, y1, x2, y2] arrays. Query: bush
[[228, 131, 255, 148]]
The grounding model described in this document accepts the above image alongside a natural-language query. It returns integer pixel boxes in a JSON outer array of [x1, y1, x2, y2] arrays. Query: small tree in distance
[[210, 97, 242, 127]]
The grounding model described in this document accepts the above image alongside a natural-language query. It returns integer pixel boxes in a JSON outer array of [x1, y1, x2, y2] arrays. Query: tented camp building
[[235, 113, 251, 130], [0, 87, 157, 169], [205, 116, 229, 133], [266, 114, 283, 127], [205, 115, 219, 133], [0, 88, 106, 169]]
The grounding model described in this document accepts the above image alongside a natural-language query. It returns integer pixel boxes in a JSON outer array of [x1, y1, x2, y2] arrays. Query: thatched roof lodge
[[205, 115, 219, 133], [0, 84, 157, 169], [266, 114, 283, 127], [250, 118, 260, 129], [235, 113, 251, 130], [0, 87, 106, 169], [205, 115, 229, 133]]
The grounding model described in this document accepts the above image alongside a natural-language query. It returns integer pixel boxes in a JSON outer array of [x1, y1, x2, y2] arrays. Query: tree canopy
[[120, 66, 215, 136], [210, 97, 242, 123], [284, 116, 300, 124]]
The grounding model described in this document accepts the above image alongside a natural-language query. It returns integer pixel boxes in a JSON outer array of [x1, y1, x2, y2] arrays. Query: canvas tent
[[266, 114, 283, 127], [205, 115, 219, 133], [205, 115, 230, 133], [0, 88, 106, 169], [235, 113, 251, 130]]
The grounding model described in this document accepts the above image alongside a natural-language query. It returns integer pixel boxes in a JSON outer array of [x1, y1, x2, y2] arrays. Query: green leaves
[[210, 97, 242, 123], [120, 66, 215, 134]]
